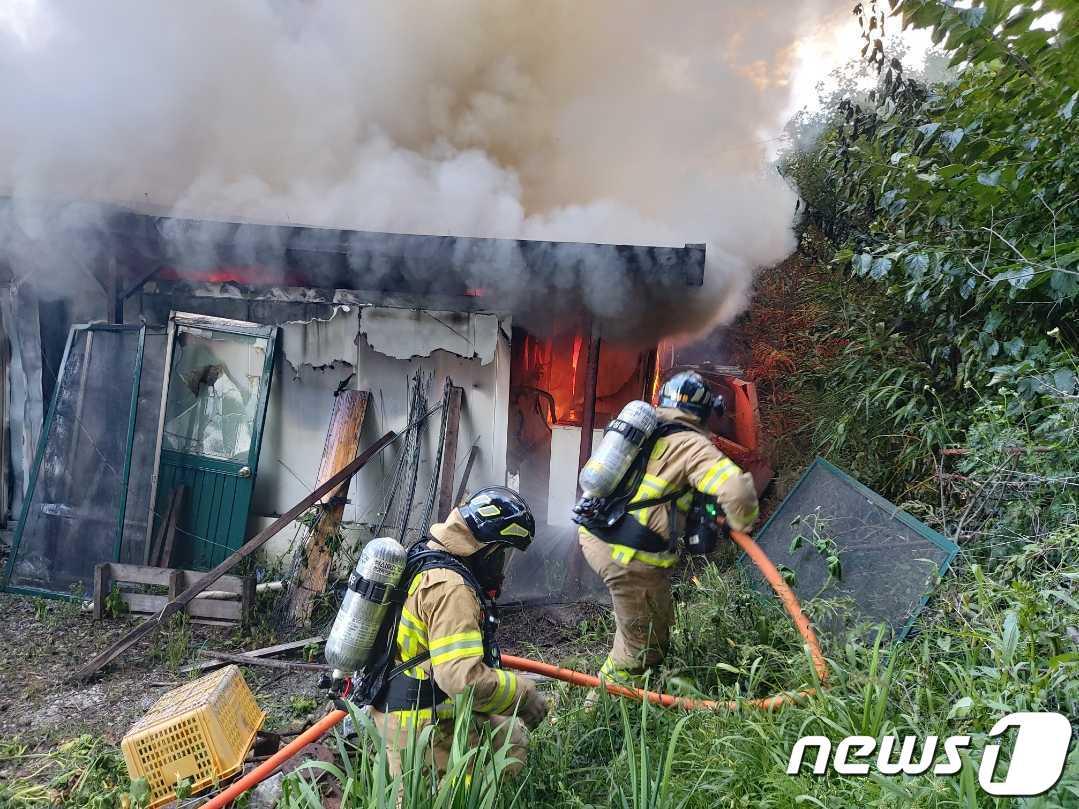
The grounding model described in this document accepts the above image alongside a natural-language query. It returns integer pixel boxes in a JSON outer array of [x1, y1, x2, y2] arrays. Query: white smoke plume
[[0, 0, 846, 338]]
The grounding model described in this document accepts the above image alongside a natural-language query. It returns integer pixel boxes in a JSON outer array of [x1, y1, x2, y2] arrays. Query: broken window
[[2, 325, 166, 598], [161, 329, 267, 462]]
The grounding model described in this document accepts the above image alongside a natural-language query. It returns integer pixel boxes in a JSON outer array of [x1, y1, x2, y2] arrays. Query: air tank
[[578, 400, 658, 499], [324, 536, 407, 679]]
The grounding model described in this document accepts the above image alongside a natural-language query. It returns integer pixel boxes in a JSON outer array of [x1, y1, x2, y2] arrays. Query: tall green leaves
[[788, 1, 1079, 410]]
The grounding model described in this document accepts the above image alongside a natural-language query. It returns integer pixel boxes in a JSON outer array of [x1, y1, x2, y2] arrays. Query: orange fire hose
[[502, 530, 829, 709], [202, 709, 348, 809], [200, 530, 826, 806], [728, 529, 829, 686]]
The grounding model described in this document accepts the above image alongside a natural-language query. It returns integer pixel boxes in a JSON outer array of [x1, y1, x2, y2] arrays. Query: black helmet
[[658, 370, 724, 421], [459, 486, 535, 552]]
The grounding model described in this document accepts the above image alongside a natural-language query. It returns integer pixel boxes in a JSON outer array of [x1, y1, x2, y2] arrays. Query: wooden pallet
[[93, 563, 254, 626]]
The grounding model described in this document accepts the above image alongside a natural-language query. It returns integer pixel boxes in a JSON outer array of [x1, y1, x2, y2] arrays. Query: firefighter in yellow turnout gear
[[579, 372, 759, 685], [370, 488, 549, 778]]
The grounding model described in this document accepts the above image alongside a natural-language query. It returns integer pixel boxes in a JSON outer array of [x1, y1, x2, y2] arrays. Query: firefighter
[[370, 487, 549, 778], [578, 371, 760, 686]]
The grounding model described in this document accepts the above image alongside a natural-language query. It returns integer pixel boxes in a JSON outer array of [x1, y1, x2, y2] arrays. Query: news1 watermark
[[787, 712, 1073, 797]]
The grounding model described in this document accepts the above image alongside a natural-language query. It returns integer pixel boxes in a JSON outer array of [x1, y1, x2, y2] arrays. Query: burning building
[[0, 0, 818, 610], [0, 200, 765, 608]]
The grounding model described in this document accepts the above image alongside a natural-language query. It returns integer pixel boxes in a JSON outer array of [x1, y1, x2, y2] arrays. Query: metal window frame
[[2, 323, 148, 600], [744, 456, 959, 642]]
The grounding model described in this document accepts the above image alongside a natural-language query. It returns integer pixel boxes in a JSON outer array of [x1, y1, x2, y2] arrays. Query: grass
[[270, 537, 1077, 807], [151, 612, 193, 673]]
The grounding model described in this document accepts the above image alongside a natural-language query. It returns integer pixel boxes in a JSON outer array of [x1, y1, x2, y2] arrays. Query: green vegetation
[[781, 0, 1078, 495], [103, 584, 128, 620], [0, 735, 138, 809], [151, 612, 193, 673]]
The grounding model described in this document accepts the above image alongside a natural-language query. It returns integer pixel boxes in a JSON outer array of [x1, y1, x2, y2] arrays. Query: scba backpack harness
[[574, 420, 726, 556], [343, 541, 500, 714]]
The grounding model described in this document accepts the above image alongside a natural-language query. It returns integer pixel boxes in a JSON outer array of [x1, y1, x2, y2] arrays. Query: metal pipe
[[576, 324, 602, 480]]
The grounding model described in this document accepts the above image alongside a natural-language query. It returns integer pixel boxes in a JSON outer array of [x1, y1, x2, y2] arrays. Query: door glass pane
[[162, 328, 268, 461]]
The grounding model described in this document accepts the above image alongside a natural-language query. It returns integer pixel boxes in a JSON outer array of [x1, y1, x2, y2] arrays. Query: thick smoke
[[0, 1, 845, 338]]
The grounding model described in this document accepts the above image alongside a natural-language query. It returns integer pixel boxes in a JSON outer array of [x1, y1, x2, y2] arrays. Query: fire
[[159, 266, 308, 286], [511, 327, 659, 429]]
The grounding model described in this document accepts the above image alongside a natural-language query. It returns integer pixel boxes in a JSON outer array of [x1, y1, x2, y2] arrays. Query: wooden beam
[[196, 650, 330, 673], [92, 564, 111, 622], [181, 636, 324, 675], [72, 428, 400, 682], [148, 485, 185, 567], [285, 391, 370, 626], [436, 385, 464, 522]]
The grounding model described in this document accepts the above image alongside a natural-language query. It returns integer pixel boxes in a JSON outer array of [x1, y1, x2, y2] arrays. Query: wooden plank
[[186, 599, 242, 622], [120, 592, 168, 614], [173, 312, 261, 331], [122, 590, 242, 623], [285, 391, 370, 626], [196, 650, 330, 672], [167, 569, 183, 600], [729, 379, 762, 452], [193, 469, 216, 569], [180, 636, 324, 675], [241, 574, 256, 624], [73, 427, 402, 681], [156, 487, 185, 568], [99, 563, 247, 591], [92, 564, 110, 621], [147, 486, 176, 567], [104, 563, 176, 587], [96, 565, 246, 624], [180, 570, 245, 594], [144, 316, 178, 561], [436, 385, 464, 522]]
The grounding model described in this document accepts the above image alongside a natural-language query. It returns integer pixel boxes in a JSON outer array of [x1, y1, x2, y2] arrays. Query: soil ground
[[0, 590, 609, 768]]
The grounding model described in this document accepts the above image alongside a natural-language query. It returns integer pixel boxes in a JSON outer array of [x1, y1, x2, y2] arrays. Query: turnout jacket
[[581, 408, 759, 568], [386, 511, 546, 729]]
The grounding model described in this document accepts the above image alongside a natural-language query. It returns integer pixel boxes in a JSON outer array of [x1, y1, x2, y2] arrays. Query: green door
[[150, 313, 278, 570]]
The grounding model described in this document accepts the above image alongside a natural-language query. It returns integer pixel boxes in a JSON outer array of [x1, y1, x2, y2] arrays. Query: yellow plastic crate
[[121, 665, 265, 808]]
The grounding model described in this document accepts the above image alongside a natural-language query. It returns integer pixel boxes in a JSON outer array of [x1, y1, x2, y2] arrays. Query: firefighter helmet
[[459, 487, 536, 552], [658, 371, 725, 421]]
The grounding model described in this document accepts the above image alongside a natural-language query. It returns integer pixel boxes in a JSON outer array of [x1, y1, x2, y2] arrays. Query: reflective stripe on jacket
[[586, 408, 759, 568], [387, 566, 527, 729]]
